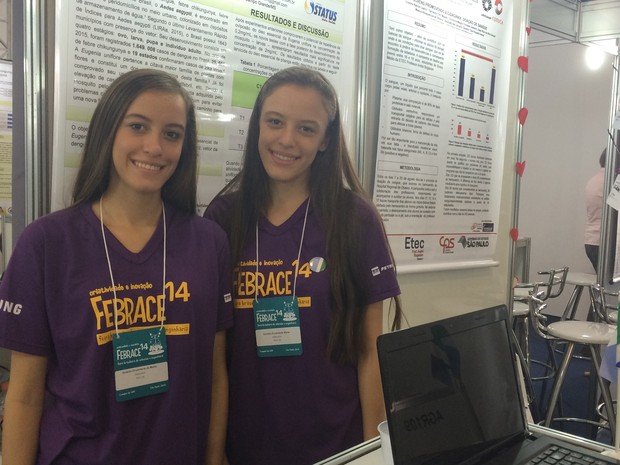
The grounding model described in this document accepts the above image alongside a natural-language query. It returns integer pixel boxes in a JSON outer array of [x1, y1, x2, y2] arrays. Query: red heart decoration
[[515, 161, 526, 177], [517, 56, 529, 72], [526, 26, 532, 36], [518, 107, 529, 125], [510, 228, 519, 241]]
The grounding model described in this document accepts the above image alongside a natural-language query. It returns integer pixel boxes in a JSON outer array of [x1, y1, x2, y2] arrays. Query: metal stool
[[514, 289, 555, 383], [513, 300, 531, 365], [590, 284, 618, 324], [553, 272, 597, 362], [560, 272, 597, 321], [529, 294, 616, 442], [513, 266, 569, 303], [590, 284, 618, 430], [512, 268, 569, 401], [513, 267, 567, 368]]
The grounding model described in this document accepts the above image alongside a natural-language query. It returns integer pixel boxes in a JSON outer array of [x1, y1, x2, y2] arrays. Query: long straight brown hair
[[72, 69, 198, 213], [214, 66, 402, 363]]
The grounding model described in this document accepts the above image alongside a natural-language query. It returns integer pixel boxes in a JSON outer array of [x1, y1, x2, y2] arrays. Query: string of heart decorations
[[511, 20, 531, 243]]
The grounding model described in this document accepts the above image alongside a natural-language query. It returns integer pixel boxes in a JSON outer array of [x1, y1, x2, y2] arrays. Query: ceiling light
[[585, 46, 606, 70]]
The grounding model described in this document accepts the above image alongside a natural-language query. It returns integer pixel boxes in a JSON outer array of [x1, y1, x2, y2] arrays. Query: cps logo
[[439, 236, 455, 253]]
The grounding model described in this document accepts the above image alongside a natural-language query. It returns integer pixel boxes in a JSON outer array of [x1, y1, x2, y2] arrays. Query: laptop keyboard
[[526, 445, 616, 465]]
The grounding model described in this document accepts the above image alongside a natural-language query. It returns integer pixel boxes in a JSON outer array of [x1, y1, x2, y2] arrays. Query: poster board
[[373, 0, 514, 273], [51, 0, 358, 212], [33, 0, 529, 328], [0, 60, 11, 214]]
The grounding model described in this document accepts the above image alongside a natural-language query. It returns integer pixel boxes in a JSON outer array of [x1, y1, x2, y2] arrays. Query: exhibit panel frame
[[11, 0, 528, 321]]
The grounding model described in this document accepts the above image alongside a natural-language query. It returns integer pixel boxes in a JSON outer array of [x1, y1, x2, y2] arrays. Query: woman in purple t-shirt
[[0, 69, 232, 464], [205, 66, 403, 465]]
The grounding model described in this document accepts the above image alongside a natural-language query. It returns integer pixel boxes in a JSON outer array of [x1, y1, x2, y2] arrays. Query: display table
[[315, 438, 384, 465], [2, 427, 614, 465], [315, 424, 619, 464]]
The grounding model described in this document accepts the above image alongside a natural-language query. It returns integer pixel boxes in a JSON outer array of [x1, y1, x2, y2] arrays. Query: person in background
[[0, 69, 232, 465], [204, 66, 403, 465], [584, 148, 606, 272]]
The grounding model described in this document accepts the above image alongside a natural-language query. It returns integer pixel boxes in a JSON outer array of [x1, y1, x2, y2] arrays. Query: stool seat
[[530, 291, 616, 440], [514, 287, 531, 300], [513, 301, 529, 317], [547, 321, 613, 345], [561, 272, 597, 321], [565, 272, 597, 287]]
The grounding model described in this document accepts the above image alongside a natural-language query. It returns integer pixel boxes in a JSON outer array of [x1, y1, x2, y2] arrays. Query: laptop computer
[[377, 304, 619, 465]]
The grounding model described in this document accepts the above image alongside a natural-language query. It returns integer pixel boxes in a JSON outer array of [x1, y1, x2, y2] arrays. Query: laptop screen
[[377, 305, 527, 465]]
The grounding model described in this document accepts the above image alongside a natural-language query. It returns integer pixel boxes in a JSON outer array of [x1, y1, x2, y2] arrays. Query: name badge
[[253, 296, 302, 357], [113, 327, 169, 401]]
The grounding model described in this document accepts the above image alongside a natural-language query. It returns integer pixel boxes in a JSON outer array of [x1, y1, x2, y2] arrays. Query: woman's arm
[[2, 350, 47, 465], [205, 330, 229, 465], [357, 300, 386, 441]]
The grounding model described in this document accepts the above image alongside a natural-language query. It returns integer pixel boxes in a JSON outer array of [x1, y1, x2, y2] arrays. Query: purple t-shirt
[[0, 202, 233, 465], [205, 193, 400, 465]]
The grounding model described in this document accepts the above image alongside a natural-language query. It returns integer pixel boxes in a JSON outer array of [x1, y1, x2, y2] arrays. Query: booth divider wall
[[11, 0, 527, 339]]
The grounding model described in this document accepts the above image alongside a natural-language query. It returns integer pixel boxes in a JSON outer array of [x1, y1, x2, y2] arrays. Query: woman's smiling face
[[109, 90, 187, 197], [258, 84, 330, 193]]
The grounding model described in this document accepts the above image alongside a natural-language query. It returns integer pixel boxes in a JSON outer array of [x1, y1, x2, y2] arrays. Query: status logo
[[304, 1, 338, 24]]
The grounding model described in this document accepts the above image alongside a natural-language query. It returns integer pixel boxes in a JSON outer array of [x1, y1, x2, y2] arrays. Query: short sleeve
[[0, 221, 53, 355], [212, 222, 234, 332], [355, 195, 401, 304]]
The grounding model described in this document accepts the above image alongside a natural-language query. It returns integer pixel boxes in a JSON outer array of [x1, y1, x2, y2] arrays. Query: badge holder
[[113, 327, 169, 401], [253, 296, 303, 357]]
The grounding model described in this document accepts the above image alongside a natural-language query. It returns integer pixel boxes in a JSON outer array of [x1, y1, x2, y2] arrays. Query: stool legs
[[534, 339, 558, 412], [561, 285, 585, 321], [544, 342, 615, 443], [514, 316, 530, 365], [545, 341, 575, 428], [589, 345, 615, 435]]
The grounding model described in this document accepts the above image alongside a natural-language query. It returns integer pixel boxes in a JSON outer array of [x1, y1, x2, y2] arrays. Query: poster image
[[373, 0, 513, 272], [52, 0, 356, 213]]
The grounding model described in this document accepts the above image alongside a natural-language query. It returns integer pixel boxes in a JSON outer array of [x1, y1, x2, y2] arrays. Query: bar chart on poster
[[452, 118, 492, 144], [456, 48, 498, 105]]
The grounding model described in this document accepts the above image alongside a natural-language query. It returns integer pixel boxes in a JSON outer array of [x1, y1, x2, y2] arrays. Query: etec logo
[[405, 237, 425, 260], [405, 238, 424, 250], [439, 236, 455, 253]]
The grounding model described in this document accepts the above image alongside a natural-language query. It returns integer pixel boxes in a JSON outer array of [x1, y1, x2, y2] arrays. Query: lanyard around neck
[[255, 199, 310, 303], [99, 197, 167, 337]]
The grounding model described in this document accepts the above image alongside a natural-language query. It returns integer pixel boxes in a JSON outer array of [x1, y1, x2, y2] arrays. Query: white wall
[[519, 43, 616, 317]]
